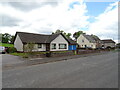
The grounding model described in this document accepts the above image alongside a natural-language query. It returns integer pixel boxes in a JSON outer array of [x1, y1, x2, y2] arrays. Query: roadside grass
[[106, 48, 118, 52], [112, 48, 120, 52], [10, 53, 29, 58], [10, 51, 72, 58], [10, 52, 47, 58], [0, 43, 14, 47]]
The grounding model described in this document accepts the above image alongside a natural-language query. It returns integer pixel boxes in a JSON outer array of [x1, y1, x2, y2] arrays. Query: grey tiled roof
[[67, 38, 78, 45], [82, 34, 96, 43], [101, 39, 115, 43], [16, 32, 50, 44], [15, 32, 77, 45], [82, 34, 101, 43]]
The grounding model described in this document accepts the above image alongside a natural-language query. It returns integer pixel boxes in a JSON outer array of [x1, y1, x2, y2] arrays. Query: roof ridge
[[17, 31, 50, 36]]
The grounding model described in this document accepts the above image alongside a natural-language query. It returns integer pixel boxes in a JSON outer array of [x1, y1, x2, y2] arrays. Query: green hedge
[[6, 47, 17, 53]]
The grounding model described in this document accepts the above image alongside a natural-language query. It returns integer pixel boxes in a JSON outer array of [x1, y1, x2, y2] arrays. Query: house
[[101, 39, 115, 48], [77, 34, 102, 49], [14, 32, 77, 52]]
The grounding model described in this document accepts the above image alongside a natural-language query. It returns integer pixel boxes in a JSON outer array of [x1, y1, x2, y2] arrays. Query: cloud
[[2, 2, 59, 11], [0, 0, 89, 35], [86, 2, 118, 42], [0, 1, 118, 43], [0, 15, 21, 26]]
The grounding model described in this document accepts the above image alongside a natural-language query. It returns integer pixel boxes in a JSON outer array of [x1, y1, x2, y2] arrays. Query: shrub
[[6, 47, 17, 53]]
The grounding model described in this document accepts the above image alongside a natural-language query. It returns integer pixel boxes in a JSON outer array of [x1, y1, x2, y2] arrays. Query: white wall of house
[[24, 44, 46, 52], [77, 34, 97, 49], [50, 34, 68, 51], [104, 43, 115, 48], [14, 35, 23, 51], [14, 34, 69, 52], [33, 44, 46, 51]]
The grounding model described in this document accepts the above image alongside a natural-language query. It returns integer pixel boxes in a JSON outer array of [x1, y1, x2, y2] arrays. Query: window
[[59, 44, 67, 49], [52, 43, 56, 49], [38, 44, 42, 48], [82, 40, 84, 42]]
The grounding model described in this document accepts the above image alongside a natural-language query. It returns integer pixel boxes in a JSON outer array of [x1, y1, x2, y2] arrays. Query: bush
[[6, 47, 17, 53]]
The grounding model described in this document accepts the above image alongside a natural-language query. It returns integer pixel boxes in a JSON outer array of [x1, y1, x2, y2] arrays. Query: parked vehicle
[[0, 46, 6, 54]]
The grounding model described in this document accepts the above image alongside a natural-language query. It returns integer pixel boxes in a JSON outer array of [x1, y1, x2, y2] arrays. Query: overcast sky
[[0, 0, 118, 42]]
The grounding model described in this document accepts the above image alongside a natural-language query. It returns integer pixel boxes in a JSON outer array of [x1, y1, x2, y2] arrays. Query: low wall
[[77, 50, 100, 55], [28, 49, 110, 58], [51, 51, 75, 57], [79, 49, 111, 54], [30, 54, 46, 58]]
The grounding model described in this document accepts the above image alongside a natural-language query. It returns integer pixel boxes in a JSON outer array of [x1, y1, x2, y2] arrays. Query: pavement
[[2, 54, 24, 65], [2, 51, 118, 88], [2, 54, 25, 69], [2, 51, 110, 70]]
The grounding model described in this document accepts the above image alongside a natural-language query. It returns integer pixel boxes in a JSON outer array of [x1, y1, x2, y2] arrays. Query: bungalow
[[101, 39, 115, 48], [77, 34, 102, 49], [14, 32, 77, 52]]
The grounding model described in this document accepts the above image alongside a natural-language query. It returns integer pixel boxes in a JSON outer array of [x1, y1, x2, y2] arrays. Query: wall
[[50, 34, 68, 51], [104, 43, 115, 48], [77, 34, 96, 49], [14, 34, 23, 51], [51, 51, 74, 57], [24, 44, 46, 52]]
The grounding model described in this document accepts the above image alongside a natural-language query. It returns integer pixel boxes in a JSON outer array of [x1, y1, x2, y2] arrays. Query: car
[[0, 46, 5, 54]]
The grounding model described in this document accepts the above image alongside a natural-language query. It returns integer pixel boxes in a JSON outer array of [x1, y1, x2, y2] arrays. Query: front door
[[46, 44, 50, 51]]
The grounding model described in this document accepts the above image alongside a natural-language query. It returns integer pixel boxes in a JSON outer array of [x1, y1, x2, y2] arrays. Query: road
[[2, 51, 118, 88]]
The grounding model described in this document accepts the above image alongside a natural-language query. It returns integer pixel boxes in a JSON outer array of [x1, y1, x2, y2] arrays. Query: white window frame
[[38, 44, 42, 48], [59, 44, 67, 49], [52, 43, 56, 49]]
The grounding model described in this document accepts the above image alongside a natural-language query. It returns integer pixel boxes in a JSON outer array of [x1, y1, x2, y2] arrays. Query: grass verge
[[10, 53, 29, 58], [0, 43, 14, 47]]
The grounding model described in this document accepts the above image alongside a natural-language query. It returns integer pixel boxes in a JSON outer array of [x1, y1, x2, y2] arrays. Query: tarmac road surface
[[2, 51, 118, 88]]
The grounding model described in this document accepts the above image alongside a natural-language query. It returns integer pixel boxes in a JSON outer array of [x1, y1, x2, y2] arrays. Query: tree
[[2, 33, 11, 43], [1, 33, 15, 43], [66, 33, 71, 39], [52, 29, 72, 39], [73, 31, 86, 40], [9, 35, 15, 44], [24, 42, 35, 53]]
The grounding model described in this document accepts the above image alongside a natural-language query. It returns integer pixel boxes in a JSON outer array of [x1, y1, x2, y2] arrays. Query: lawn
[[0, 43, 14, 47]]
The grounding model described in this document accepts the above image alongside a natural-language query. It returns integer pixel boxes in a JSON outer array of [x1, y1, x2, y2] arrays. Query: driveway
[[2, 54, 24, 65], [2, 52, 118, 88]]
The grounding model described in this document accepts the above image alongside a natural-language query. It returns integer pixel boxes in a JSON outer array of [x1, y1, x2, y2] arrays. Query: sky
[[0, 0, 119, 43]]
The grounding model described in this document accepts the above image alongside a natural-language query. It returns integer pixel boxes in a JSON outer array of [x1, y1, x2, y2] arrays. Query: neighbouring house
[[77, 34, 102, 49], [101, 39, 115, 48], [14, 32, 77, 52]]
